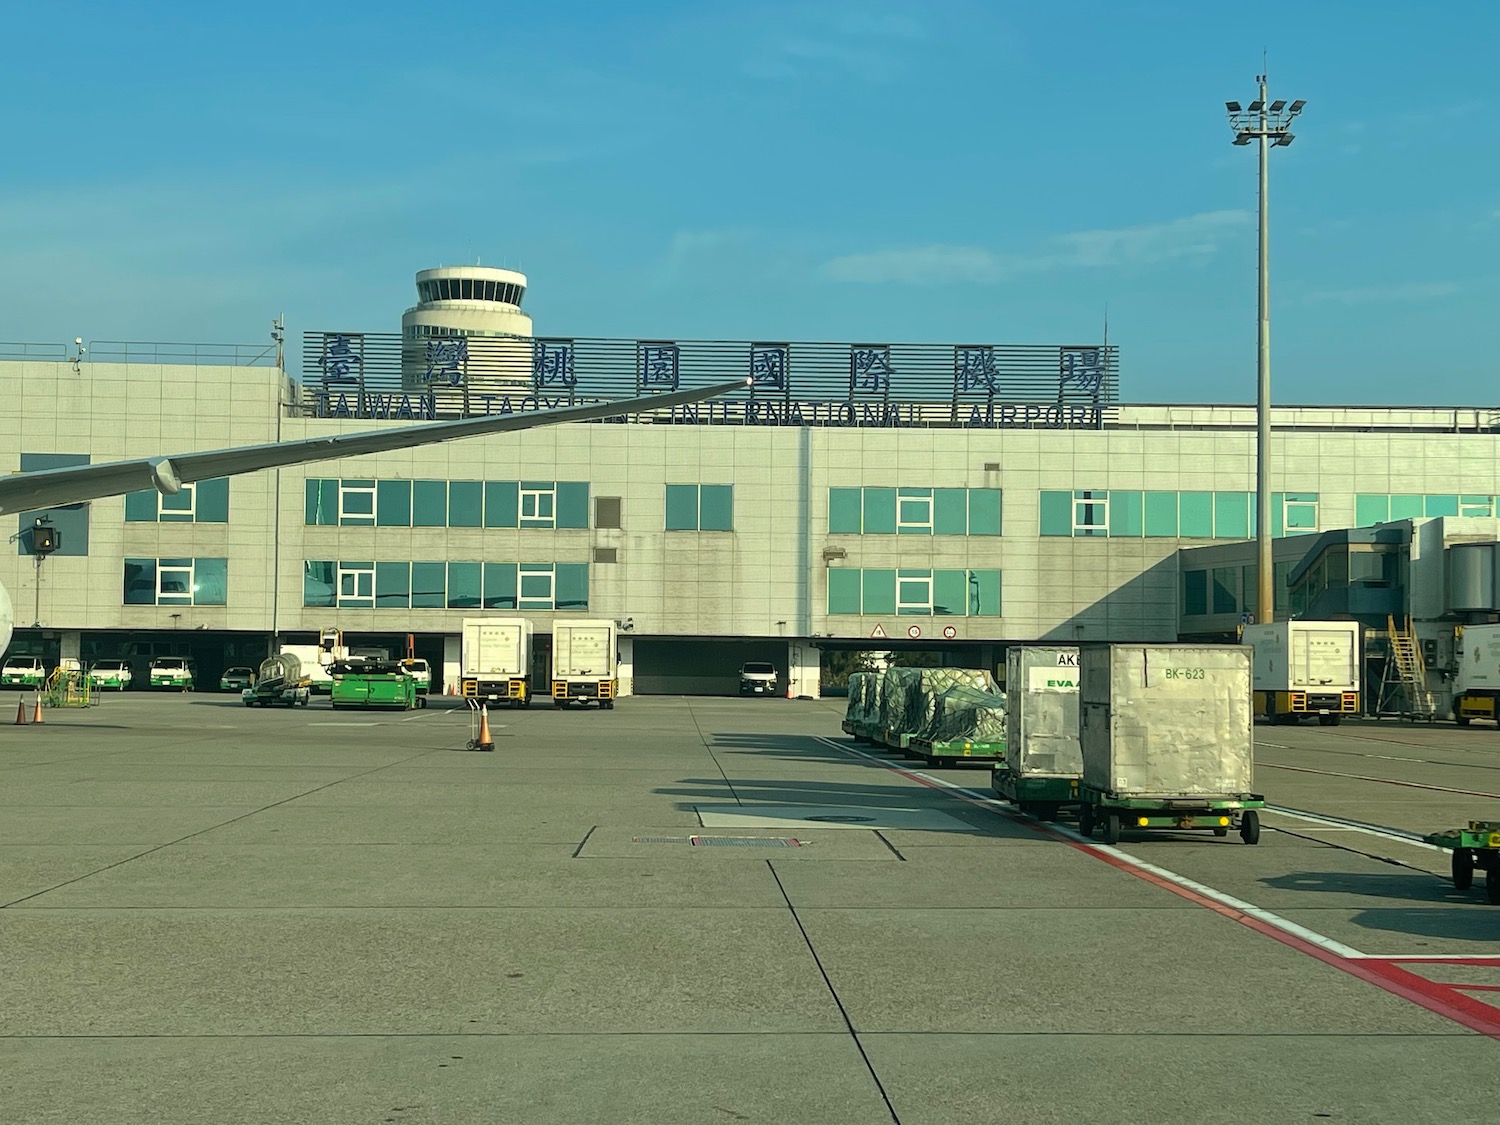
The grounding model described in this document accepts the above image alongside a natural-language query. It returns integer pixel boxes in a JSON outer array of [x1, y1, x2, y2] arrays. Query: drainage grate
[[692, 836, 802, 848], [631, 835, 803, 848]]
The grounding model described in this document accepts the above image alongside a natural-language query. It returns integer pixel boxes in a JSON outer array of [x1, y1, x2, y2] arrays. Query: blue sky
[[2, 0, 1495, 405]]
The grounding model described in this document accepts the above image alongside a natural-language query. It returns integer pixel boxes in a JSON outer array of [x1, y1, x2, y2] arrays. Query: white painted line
[[309, 721, 379, 727], [1265, 806, 1445, 852], [812, 735, 1368, 960]]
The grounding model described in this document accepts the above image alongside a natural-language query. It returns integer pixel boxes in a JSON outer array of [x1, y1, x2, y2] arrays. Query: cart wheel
[[1487, 865, 1500, 906], [1078, 804, 1095, 837], [1240, 810, 1261, 845], [1214, 826, 1229, 837], [1453, 848, 1476, 891], [1103, 812, 1122, 844]]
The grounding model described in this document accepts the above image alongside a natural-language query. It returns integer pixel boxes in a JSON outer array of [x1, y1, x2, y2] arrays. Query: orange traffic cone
[[32, 695, 44, 724], [14, 697, 28, 725], [476, 704, 495, 752]]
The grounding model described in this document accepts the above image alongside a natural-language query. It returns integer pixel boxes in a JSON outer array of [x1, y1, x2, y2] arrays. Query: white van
[[1, 655, 45, 689]]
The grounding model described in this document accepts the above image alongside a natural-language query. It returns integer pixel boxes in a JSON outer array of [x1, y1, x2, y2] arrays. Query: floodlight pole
[[1227, 77, 1304, 624]]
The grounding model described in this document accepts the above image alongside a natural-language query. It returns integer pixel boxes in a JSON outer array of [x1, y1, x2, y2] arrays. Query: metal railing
[[82, 341, 280, 366]]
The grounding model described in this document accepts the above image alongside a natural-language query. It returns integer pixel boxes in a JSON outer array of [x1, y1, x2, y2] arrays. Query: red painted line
[[1261, 762, 1500, 801], [1435, 984, 1500, 992], [820, 736, 1500, 1039]]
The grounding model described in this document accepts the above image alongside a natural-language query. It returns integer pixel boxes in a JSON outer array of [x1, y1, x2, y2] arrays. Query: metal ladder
[[1377, 614, 1438, 721]]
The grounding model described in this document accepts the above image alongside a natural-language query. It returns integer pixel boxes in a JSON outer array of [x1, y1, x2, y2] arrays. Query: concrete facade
[[6, 356, 1500, 695]]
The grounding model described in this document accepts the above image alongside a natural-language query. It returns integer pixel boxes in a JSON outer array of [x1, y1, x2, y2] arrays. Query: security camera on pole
[[1226, 75, 1304, 625]]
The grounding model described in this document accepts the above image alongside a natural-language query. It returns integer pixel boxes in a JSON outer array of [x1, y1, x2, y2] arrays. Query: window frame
[[897, 491, 934, 535], [156, 559, 195, 605], [520, 485, 558, 528], [338, 480, 377, 526], [336, 562, 376, 608], [1072, 490, 1109, 537], [518, 563, 557, 610]]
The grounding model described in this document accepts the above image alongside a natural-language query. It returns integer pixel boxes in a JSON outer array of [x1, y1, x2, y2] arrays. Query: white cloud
[[1300, 281, 1461, 307], [742, 4, 927, 81], [822, 244, 1004, 284], [821, 210, 1254, 285]]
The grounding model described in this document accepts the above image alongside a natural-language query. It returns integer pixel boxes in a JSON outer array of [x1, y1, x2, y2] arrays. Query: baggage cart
[[1425, 821, 1500, 904]]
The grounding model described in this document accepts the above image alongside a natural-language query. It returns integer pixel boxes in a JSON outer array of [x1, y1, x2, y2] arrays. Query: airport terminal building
[[5, 267, 1500, 699]]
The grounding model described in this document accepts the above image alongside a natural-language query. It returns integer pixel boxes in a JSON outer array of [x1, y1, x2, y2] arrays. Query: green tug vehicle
[[328, 659, 421, 711]]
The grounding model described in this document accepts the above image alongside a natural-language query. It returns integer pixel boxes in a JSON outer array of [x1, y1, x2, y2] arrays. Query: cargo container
[[1077, 644, 1263, 844], [551, 619, 618, 708], [908, 683, 1007, 766], [460, 617, 534, 707], [242, 653, 311, 708], [1452, 624, 1500, 726], [879, 667, 995, 754], [841, 671, 883, 741], [1240, 621, 1361, 724], [993, 646, 1082, 818]]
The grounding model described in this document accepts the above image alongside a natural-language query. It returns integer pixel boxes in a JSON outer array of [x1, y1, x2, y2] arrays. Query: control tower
[[401, 266, 534, 409]]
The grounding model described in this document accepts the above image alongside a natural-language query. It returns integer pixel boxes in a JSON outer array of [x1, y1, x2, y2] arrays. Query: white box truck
[[1240, 620, 1361, 725], [460, 617, 534, 707], [551, 619, 618, 708], [1452, 624, 1500, 727]]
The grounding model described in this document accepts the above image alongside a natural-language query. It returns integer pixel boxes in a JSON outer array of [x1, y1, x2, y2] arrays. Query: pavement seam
[[765, 859, 903, 1125], [570, 826, 598, 858], [872, 830, 907, 861], [685, 701, 743, 807], [0, 746, 445, 909]]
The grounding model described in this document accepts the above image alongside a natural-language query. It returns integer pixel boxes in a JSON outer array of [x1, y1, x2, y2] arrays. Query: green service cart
[[1425, 821, 1500, 904], [909, 735, 1006, 768], [329, 661, 420, 711], [1078, 789, 1266, 845], [991, 768, 1080, 821]]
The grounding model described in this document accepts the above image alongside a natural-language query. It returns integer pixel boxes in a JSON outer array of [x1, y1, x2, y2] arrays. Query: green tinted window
[[1182, 570, 1208, 616], [1214, 492, 1249, 539], [1178, 492, 1213, 538], [862, 488, 896, 534], [1425, 494, 1459, 517], [375, 562, 410, 608], [305, 480, 338, 525], [159, 488, 194, 522], [482, 563, 517, 610], [485, 481, 519, 528], [968, 489, 1002, 536], [196, 478, 230, 523], [862, 569, 896, 615], [448, 481, 483, 528], [124, 558, 156, 604], [933, 489, 968, 535], [1109, 491, 1143, 537], [124, 491, 157, 522], [1212, 566, 1238, 614], [971, 569, 1001, 617], [700, 485, 733, 531], [665, 485, 698, 530], [412, 481, 448, 527], [410, 562, 446, 608], [303, 561, 336, 608], [1355, 495, 1389, 527], [829, 488, 862, 533], [827, 569, 861, 614], [376, 480, 412, 527], [556, 482, 590, 529], [1242, 565, 1257, 613], [1389, 494, 1423, 521], [446, 562, 481, 609], [1144, 492, 1178, 536], [1039, 491, 1072, 536], [192, 558, 228, 605], [555, 563, 589, 609], [933, 569, 967, 615]]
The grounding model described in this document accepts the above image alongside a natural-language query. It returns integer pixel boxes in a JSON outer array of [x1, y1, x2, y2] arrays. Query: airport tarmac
[[3, 693, 1500, 1124]]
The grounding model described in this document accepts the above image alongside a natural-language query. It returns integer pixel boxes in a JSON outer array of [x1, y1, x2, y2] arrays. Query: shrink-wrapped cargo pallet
[[921, 683, 1007, 744]]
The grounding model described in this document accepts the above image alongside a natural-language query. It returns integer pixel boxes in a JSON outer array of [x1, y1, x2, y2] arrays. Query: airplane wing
[[0, 379, 747, 515]]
